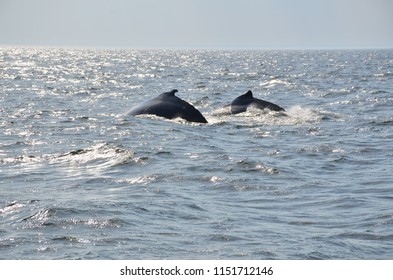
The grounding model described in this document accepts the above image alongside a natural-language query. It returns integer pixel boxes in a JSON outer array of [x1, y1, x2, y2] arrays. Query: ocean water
[[1, 48, 392, 259]]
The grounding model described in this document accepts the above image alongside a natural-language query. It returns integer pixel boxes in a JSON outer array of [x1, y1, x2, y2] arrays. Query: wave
[[1, 143, 133, 166], [20, 206, 125, 229], [259, 78, 291, 88], [54, 143, 133, 166], [0, 201, 25, 214]]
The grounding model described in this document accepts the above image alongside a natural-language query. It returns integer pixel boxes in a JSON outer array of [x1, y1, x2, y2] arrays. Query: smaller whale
[[230, 90, 285, 114], [127, 89, 208, 123]]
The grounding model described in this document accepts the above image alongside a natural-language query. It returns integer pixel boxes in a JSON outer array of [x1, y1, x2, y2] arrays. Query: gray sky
[[1, 0, 392, 49]]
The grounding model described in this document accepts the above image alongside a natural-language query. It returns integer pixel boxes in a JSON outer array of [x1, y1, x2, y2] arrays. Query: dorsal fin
[[164, 89, 178, 96], [236, 90, 253, 100], [244, 90, 253, 98]]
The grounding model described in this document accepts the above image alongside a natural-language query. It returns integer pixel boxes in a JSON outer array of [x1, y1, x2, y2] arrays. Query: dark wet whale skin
[[230, 90, 285, 114], [127, 89, 208, 123]]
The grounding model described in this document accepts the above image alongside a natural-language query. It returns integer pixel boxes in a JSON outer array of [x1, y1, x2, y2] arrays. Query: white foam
[[284, 105, 322, 125], [207, 105, 323, 126]]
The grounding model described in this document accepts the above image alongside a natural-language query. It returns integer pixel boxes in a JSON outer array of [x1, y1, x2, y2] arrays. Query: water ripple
[[1, 48, 393, 259]]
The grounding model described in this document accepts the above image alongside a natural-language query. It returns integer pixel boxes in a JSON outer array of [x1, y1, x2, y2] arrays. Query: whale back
[[230, 90, 285, 114], [128, 90, 208, 123], [252, 98, 285, 112], [230, 90, 255, 114]]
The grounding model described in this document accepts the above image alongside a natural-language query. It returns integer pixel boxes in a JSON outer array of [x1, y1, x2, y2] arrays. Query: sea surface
[[1, 48, 392, 259]]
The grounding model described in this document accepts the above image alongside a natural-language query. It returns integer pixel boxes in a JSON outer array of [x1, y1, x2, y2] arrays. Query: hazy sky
[[1, 0, 392, 49]]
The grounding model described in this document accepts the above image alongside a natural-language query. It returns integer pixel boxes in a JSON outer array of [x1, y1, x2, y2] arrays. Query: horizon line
[[1, 43, 393, 51]]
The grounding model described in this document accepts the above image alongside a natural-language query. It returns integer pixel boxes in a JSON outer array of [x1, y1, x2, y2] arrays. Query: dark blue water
[[1, 48, 392, 259]]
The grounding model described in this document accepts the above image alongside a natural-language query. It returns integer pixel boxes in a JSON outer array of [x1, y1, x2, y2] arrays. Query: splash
[[284, 105, 323, 125], [207, 105, 323, 126]]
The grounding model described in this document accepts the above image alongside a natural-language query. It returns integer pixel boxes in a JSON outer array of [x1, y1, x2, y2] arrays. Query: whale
[[230, 90, 285, 114], [127, 89, 208, 123]]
